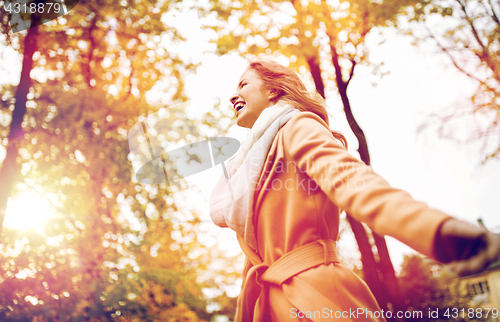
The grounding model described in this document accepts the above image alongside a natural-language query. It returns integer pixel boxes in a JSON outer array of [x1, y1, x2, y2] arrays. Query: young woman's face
[[230, 69, 273, 128]]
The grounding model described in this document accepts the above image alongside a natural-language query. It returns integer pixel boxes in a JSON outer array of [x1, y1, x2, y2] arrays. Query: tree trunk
[[330, 45, 406, 320], [0, 25, 39, 234], [306, 52, 390, 314], [306, 54, 325, 98]]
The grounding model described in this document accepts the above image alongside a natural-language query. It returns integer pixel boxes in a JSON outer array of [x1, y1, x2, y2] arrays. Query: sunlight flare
[[4, 190, 55, 232]]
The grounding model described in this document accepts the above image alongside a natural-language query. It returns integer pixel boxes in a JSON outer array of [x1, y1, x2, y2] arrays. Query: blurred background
[[0, 0, 499, 321]]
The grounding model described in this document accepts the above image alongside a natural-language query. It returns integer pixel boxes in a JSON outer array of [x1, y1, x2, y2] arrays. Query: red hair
[[248, 59, 348, 148]]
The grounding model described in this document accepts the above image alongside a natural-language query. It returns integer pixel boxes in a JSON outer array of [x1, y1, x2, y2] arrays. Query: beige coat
[[232, 111, 452, 322]]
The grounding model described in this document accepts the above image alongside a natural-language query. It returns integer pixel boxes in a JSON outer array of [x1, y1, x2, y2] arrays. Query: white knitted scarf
[[209, 100, 300, 250]]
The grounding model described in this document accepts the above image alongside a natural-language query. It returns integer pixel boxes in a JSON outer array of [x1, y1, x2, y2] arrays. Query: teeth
[[236, 103, 245, 111]]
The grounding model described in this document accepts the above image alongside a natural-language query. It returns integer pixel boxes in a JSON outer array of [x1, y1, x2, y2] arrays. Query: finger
[[451, 251, 489, 277], [442, 219, 486, 239]]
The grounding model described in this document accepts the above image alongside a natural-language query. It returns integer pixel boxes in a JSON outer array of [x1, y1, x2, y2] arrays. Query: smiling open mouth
[[235, 102, 245, 112]]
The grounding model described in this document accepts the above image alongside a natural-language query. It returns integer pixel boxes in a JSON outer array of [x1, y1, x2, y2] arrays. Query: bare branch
[[345, 60, 356, 87], [423, 24, 500, 98], [455, 0, 500, 83], [486, 0, 500, 26]]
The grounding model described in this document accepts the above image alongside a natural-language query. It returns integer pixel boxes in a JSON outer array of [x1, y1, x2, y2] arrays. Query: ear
[[268, 89, 280, 101]]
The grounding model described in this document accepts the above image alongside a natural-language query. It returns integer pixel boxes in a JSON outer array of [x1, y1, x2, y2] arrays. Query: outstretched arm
[[283, 112, 500, 274]]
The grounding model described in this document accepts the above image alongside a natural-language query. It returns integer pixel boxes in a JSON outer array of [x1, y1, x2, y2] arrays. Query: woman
[[209, 59, 500, 322]]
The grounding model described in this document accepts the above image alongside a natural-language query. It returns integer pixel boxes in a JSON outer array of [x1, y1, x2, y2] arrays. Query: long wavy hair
[[247, 59, 348, 148]]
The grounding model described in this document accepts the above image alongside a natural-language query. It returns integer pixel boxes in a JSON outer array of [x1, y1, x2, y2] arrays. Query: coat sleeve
[[282, 112, 452, 260]]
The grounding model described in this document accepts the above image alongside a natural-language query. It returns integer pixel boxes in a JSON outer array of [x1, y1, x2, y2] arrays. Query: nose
[[230, 93, 239, 106]]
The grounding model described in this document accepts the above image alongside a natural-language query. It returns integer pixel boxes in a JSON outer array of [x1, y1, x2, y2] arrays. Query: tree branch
[[456, 0, 499, 82], [345, 60, 356, 87], [423, 24, 500, 98], [486, 0, 500, 26]]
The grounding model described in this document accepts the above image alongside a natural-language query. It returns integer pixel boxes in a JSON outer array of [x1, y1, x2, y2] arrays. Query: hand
[[434, 218, 500, 277]]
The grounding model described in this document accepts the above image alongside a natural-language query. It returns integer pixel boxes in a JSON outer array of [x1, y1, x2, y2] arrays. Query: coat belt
[[236, 239, 341, 322]]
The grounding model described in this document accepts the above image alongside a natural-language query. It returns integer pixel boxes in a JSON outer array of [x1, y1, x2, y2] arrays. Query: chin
[[236, 116, 251, 128], [236, 120, 250, 128]]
